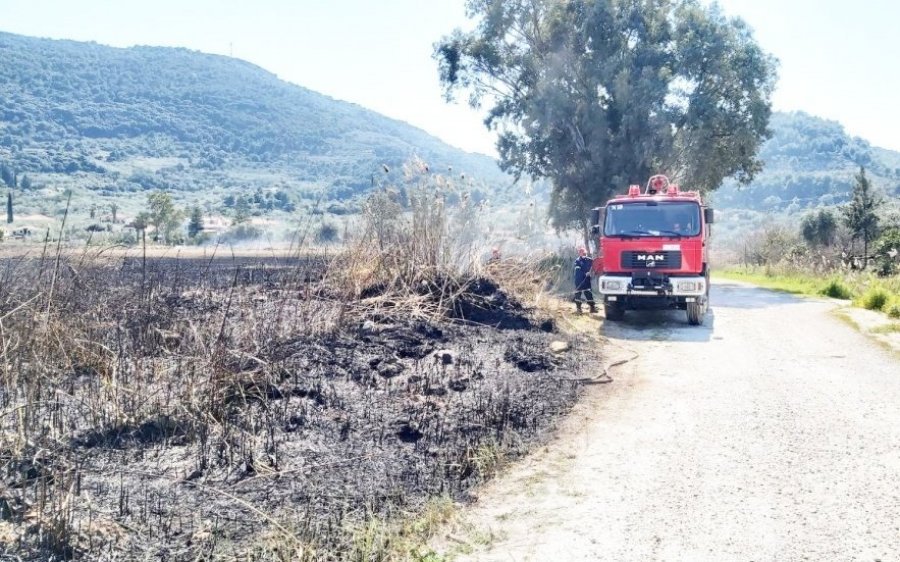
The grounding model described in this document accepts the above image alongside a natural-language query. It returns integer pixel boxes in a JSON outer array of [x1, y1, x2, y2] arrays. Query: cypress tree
[[188, 206, 204, 238], [0, 165, 12, 188], [842, 167, 882, 266]]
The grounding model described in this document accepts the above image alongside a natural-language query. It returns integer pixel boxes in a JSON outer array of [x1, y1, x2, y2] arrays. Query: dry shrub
[[340, 159, 496, 320], [484, 252, 562, 310], [337, 158, 560, 328], [741, 225, 809, 271]]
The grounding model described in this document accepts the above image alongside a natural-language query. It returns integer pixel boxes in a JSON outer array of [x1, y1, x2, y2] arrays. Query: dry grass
[[336, 160, 559, 327], [0, 169, 589, 561], [0, 249, 338, 559]]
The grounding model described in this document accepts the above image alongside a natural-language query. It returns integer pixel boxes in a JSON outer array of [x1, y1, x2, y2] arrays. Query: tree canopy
[[800, 208, 837, 247], [842, 166, 882, 263], [188, 206, 204, 239], [436, 0, 778, 230], [147, 191, 182, 244]]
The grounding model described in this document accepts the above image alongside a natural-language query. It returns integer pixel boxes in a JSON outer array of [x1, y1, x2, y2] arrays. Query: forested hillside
[[2, 30, 899, 247], [713, 112, 900, 211], [0, 31, 508, 207]]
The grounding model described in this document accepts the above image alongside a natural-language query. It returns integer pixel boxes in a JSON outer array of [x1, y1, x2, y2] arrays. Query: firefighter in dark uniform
[[574, 247, 597, 314]]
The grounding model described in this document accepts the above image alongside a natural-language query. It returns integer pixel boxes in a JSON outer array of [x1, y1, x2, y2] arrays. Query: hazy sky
[[0, 0, 897, 155]]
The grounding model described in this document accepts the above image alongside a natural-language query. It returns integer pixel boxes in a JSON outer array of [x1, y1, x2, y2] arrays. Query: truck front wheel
[[604, 302, 625, 321]]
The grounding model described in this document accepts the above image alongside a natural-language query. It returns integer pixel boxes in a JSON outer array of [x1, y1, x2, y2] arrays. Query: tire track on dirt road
[[435, 280, 900, 561]]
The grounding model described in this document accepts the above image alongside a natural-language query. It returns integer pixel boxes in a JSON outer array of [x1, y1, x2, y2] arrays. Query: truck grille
[[621, 251, 682, 269]]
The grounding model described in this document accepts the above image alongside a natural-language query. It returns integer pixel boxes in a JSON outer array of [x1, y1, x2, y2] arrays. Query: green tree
[[6, 192, 12, 224], [872, 228, 900, 276], [147, 190, 183, 244], [20, 174, 32, 190], [0, 165, 13, 188], [110, 202, 119, 223], [132, 212, 150, 234], [314, 221, 340, 244], [233, 195, 251, 225], [800, 209, 837, 247], [842, 167, 882, 266], [436, 0, 777, 235], [188, 206, 204, 238], [273, 191, 290, 209]]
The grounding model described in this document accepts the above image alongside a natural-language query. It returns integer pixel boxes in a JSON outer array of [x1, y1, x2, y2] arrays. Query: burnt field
[[0, 252, 597, 561]]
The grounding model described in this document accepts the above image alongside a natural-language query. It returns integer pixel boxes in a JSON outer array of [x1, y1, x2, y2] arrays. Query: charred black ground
[[0, 254, 598, 561]]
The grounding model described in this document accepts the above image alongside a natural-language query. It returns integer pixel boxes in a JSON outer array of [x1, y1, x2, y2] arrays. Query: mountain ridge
[[0, 30, 898, 234], [0, 30, 509, 205], [715, 110, 900, 211]]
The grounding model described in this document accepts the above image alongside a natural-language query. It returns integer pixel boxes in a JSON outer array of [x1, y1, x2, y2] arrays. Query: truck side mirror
[[590, 207, 605, 235], [704, 207, 714, 224]]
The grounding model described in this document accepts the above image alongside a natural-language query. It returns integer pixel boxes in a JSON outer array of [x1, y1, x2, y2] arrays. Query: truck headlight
[[676, 281, 700, 292], [602, 280, 623, 291]]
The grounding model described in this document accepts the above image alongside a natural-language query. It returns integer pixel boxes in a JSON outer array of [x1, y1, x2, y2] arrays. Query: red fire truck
[[591, 175, 714, 325]]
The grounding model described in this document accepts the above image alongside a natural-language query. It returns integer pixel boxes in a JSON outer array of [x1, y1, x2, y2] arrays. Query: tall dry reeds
[[337, 158, 559, 324]]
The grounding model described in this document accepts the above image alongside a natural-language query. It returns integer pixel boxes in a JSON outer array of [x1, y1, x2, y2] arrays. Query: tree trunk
[[580, 218, 591, 253], [863, 238, 869, 270]]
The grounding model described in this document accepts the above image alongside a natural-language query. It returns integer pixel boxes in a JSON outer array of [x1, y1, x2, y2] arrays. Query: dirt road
[[437, 280, 900, 561]]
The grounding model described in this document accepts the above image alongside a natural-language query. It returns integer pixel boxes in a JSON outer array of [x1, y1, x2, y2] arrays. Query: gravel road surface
[[439, 281, 900, 561]]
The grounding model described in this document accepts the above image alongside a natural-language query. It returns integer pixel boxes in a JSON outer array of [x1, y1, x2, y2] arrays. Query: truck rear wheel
[[604, 302, 625, 321], [686, 301, 704, 325]]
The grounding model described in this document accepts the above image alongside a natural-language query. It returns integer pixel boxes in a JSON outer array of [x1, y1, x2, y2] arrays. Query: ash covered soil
[[0, 255, 599, 560]]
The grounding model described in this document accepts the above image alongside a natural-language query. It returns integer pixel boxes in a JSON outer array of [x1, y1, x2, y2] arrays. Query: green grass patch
[[348, 496, 458, 562], [820, 278, 853, 300], [871, 323, 900, 334], [717, 266, 900, 317], [857, 286, 891, 311], [715, 268, 828, 296], [886, 300, 900, 319]]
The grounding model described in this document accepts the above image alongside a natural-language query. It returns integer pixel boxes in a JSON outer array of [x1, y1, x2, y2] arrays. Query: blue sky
[[0, 0, 897, 155]]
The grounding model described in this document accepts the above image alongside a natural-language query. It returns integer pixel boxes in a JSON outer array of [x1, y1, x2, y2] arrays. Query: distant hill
[[0, 31, 509, 207], [2, 30, 898, 244], [713, 111, 900, 211]]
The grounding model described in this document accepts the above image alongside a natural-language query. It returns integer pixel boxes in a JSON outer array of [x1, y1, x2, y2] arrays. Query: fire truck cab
[[591, 175, 714, 325]]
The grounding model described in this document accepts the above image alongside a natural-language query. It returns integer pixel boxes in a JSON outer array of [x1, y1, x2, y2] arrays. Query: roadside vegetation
[[719, 168, 900, 319], [718, 269, 900, 317]]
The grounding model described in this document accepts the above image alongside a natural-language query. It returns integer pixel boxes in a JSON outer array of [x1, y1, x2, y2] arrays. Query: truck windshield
[[604, 201, 701, 237]]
